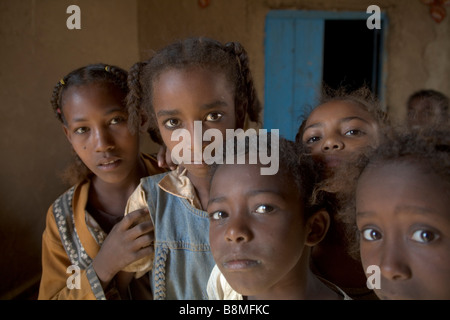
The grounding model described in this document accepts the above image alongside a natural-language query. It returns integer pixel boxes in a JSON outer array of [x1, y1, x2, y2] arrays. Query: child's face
[[62, 83, 141, 184], [355, 160, 450, 300], [407, 99, 445, 128], [207, 163, 309, 297], [301, 101, 379, 175], [152, 68, 236, 175]]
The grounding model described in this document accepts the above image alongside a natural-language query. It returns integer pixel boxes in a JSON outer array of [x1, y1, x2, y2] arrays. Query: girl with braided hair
[[123, 37, 261, 299], [38, 63, 165, 300]]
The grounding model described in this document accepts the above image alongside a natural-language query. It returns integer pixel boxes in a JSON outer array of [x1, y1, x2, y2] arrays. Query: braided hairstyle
[[51, 63, 129, 185], [126, 37, 261, 145]]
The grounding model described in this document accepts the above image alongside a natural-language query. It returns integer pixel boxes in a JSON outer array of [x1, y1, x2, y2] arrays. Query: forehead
[[306, 100, 376, 125], [356, 159, 450, 216], [211, 162, 296, 195], [62, 83, 125, 110], [153, 67, 232, 93]]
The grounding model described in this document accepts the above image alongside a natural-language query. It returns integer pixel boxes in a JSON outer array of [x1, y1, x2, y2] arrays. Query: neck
[[246, 252, 343, 300], [90, 156, 147, 216], [186, 167, 211, 210], [311, 235, 367, 288]]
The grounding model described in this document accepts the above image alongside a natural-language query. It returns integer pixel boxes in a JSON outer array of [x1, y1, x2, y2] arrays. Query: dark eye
[[206, 112, 223, 122], [164, 119, 180, 129], [210, 211, 228, 220], [305, 136, 321, 144], [254, 205, 274, 214], [75, 127, 88, 134], [110, 116, 126, 125], [362, 228, 382, 241], [411, 229, 438, 244], [345, 129, 363, 136]]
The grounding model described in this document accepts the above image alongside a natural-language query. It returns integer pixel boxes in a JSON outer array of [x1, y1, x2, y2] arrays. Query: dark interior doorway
[[323, 19, 384, 95]]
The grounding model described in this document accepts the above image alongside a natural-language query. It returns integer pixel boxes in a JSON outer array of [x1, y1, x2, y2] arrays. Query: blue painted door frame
[[263, 10, 388, 141]]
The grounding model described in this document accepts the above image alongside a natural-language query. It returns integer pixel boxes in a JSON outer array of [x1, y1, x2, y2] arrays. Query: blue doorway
[[263, 10, 388, 141]]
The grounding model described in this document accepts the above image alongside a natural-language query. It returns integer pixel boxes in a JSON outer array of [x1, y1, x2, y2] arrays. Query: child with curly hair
[[316, 126, 450, 299], [206, 135, 351, 300], [296, 85, 389, 299]]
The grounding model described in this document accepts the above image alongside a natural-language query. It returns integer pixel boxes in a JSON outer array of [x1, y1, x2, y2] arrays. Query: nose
[[94, 128, 115, 153], [185, 121, 206, 161], [225, 215, 253, 244], [321, 134, 344, 152], [379, 242, 412, 281]]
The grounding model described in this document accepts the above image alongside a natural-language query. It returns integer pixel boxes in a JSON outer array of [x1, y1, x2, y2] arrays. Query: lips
[[97, 157, 121, 169], [222, 257, 261, 271], [322, 155, 342, 168]]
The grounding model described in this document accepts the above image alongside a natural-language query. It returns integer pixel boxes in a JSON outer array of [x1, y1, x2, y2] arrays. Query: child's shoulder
[[49, 179, 90, 212], [141, 152, 167, 176], [140, 170, 172, 186]]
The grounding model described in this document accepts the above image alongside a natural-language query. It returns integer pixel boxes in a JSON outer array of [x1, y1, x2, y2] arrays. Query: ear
[[138, 109, 150, 134], [305, 209, 330, 247], [62, 125, 72, 144]]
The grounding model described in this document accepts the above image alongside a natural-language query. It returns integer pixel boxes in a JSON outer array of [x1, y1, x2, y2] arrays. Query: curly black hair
[[295, 84, 389, 145], [208, 132, 326, 220], [313, 125, 450, 259]]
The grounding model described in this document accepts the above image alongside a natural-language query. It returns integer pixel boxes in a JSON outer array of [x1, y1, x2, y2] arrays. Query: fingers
[[121, 210, 155, 246], [132, 230, 154, 251], [165, 147, 177, 170], [129, 220, 154, 240], [157, 144, 177, 170], [157, 145, 168, 168], [120, 207, 151, 230]]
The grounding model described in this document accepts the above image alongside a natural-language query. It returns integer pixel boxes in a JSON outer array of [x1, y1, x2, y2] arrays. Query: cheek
[[121, 131, 140, 150], [264, 219, 304, 252], [359, 241, 379, 271], [209, 223, 225, 259], [69, 137, 88, 156]]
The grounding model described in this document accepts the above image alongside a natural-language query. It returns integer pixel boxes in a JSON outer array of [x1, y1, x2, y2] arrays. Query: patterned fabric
[[52, 186, 106, 300], [38, 152, 164, 300]]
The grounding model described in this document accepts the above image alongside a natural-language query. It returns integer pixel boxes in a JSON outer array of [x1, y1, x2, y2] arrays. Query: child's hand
[[157, 144, 177, 170], [92, 208, 154, 288]]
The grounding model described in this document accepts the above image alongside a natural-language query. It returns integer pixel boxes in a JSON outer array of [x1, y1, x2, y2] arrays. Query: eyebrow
[[357, 206, 437, 218], [356, 210, 375, 218], [156, 100, 229, 118], [70, 107, 125, 123], [303, 116, 372, 132], [207, 189, 284, 207]]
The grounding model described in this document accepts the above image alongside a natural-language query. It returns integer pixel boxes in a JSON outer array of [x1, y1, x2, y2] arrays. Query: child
[[295, 85, 388, 300], [123, 37, 261, 299], [320, 126, 450, 299], [406, 89, 449, 129], [206, 136, 351, 300], [38, 63, 165, 300]]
